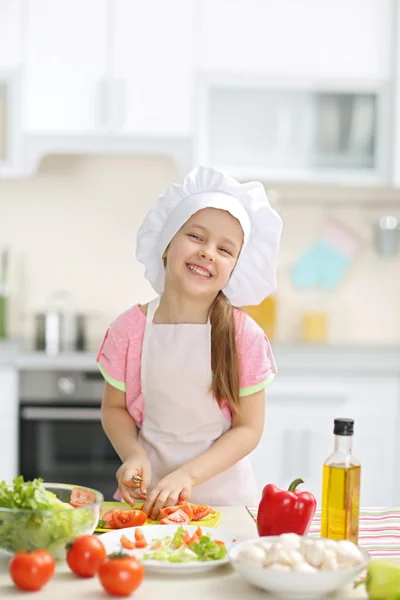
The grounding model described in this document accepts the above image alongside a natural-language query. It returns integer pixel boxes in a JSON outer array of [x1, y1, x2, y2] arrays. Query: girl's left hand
[[141, 469, 193, 520]]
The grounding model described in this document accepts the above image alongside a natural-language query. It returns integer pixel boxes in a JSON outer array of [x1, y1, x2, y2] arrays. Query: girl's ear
[[162, 246, 168, 267]]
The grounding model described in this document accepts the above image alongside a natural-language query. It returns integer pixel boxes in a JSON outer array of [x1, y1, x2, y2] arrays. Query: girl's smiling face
[[164, 208, 244, 300]]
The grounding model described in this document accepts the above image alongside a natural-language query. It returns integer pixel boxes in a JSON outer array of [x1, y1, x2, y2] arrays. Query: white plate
[[99, 524, 241, 574]]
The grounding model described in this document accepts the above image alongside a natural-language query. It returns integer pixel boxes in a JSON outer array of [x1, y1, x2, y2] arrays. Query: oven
[[19, 369, 121, 501]]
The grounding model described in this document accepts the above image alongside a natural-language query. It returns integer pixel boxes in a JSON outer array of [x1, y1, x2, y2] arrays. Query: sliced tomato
[[113, 509, 147, 529], [188, 534, 200, 545], [159, 509, 190, 525], [134, 528, 147, 548], [180, 503, 212, 521], [70, 487, 97, 508], [101, 510, 117, 529], [159, 503, 193, 522], [120, 535, 135, 550], [150, 540, 162, 551], [215, 541, 225, 546], [195, 526, 203, 537]]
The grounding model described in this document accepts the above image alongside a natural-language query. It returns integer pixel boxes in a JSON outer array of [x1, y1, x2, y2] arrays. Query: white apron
[[137, 296, 259, 505]]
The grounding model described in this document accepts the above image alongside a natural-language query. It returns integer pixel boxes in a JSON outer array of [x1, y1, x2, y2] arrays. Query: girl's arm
[[181, 388, 265, 485], [101, 382, 151, 502]]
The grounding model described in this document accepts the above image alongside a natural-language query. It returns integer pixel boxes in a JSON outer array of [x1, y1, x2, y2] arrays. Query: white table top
[[0, 507, 367, 599]]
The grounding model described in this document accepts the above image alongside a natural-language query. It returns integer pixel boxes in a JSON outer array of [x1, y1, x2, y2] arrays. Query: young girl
[[97, 166, 282, 519]]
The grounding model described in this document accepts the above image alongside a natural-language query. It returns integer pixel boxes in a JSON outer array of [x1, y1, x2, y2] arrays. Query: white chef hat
[[136, 166, 282, 306]]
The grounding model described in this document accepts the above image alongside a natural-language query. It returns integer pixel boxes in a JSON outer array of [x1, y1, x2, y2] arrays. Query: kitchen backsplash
[[1, 154, 400, 349]]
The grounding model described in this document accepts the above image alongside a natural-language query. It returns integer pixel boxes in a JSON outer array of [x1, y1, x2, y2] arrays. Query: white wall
[[1, 154, 400, 350]]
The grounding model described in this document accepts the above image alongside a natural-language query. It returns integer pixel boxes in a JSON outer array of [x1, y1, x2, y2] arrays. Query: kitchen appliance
[[34, 312, 86, 354], [19, 369, 121, 501], [34, 290, 87, 354], [375, 216, 399, 257]]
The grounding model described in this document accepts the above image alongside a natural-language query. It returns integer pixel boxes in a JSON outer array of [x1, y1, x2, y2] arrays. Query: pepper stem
[[288, 478, 304, 492]]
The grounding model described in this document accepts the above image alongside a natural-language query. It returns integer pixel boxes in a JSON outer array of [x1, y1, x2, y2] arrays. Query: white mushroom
[[292, 561, 317, 573], [320, 549, 339, 571], [278, 533, 301, 552], [266, 562, 292, 572], [321, 538, 339, 553], [257, 540, 273, 553], [304, 540, 327, 568], [335, 540, 364, 567], [300, 537, 315, 554], [265, 543, 292, 566], [237, 545, 266, 566], [288, 550, 304, 565]]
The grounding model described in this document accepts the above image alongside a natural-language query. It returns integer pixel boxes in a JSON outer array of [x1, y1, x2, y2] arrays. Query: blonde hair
[[210, 291, 240, 414]]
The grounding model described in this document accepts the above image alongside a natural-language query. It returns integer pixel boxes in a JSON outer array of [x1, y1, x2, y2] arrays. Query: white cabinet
[[23, 0, 195, 137], [23, 0, 109, 133], [196, 79, 388, 184], [0, 366, 18, 483], [249, 375, 400, 507], [111, 0, 195, 136], [197, 0, 392, 80], [0, 0, 22, 68]]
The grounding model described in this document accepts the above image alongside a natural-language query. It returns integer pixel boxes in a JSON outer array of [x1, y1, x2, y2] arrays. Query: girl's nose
[[200, 247, 215, 261]]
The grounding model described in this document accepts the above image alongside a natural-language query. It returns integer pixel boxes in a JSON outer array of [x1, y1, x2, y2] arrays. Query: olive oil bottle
[[321, 418, 361, 543]]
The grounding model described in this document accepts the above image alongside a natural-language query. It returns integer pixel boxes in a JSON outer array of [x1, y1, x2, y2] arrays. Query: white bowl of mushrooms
[[228, 533, 370, 599]]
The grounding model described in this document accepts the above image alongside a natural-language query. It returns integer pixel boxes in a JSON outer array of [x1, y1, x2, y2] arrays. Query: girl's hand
[[116, 453, 152, 506], [142, 469, 193, 520]]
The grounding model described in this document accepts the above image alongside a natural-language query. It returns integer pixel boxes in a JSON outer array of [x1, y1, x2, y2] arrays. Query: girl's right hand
[[116, 453, 152, 506]]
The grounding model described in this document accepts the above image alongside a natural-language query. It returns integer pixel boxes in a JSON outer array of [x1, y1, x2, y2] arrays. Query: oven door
[[20, 404, 121, 501]]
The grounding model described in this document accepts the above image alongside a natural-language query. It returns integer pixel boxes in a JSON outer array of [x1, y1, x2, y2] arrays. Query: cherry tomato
[[66, 535, 106, 578], [120, 534, 136, 550], [70, 487, 97, 507], [159, 503, 194, 522], [159, 508, 190, 525], [112, 509, 147, 529], [98, 554, 144, 597], [9, 550, 55, 591], [180, 502, 212, 521], [134, 528, 147, 548]]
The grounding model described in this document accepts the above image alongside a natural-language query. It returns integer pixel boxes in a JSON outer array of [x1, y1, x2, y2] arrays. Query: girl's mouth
[[186, 263, 213, 279]]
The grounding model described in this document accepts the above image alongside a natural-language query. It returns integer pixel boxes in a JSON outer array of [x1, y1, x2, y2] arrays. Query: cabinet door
[[23, 0, 108, 133], [111, 0, 195, 136], [0, 367, 18, 482], [249, 375, 399, 507], [0, 0, 22, 69], [198, 0, 392, 80]]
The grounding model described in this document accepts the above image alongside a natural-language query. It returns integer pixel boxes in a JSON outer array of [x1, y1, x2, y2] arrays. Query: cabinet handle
[[115, 79, 127, 130], [96, 79, 109, 130]]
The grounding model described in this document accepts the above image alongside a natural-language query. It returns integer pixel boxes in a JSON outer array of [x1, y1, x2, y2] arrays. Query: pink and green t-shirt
[[96, 304, 277, 425]]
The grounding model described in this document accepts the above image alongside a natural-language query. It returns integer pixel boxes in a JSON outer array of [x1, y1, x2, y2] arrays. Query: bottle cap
[[334, 418, 354, 436]]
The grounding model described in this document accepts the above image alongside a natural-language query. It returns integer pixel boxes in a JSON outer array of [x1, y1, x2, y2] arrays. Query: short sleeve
[[96, 317, 129, 392], [235, 310, 277, 397]]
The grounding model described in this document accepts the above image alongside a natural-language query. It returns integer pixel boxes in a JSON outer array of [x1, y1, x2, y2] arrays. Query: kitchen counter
[[10, 343, 400, 374], [0, 508, 367, 599]]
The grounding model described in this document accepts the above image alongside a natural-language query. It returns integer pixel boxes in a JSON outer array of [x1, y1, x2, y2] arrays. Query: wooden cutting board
[[96, 501, 221, 533]]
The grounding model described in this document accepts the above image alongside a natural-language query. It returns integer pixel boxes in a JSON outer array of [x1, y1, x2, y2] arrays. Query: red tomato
[[70, 487, 97, 508], [9, 550, 55, 591], [66, 535, 106, 578], [101, 509, 117, 528], [120, 535, 135, 550], [159, 503, 193, 521], [98, 555, 144, 597], [159, 509, 190, 525], [134, 528, 147, 548], [113, 509, 147, 529], [190, 504, 212, 521]]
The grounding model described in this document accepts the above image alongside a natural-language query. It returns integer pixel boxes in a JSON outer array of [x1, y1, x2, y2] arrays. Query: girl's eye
[[189, 234, 202, 241], [219, 247, 232, 256]]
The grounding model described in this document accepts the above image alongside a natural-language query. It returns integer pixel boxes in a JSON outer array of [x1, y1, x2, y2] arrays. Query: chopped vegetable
[[142, 526, 227, 563], [120, 535, 136, 550], [98, 508, 147, 529], [0, 476, 94, 557]]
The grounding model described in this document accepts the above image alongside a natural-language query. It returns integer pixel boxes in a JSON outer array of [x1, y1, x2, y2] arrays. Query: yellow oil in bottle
[[321, 418, 361, 544], [321, 464, 361, 543]]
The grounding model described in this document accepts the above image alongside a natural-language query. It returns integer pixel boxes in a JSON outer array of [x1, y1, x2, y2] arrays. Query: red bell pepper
[[257, 478, 317, 537]]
